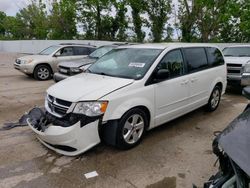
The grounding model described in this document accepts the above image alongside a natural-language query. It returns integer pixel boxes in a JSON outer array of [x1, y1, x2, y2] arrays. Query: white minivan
[[28, 43, 227, 156]]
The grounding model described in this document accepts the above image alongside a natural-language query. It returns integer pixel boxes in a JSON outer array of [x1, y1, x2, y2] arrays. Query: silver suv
[[223, 45, 250, 86], [14, 43, 96, 80]]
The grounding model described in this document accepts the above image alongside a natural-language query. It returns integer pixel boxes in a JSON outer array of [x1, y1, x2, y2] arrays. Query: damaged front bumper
[[27, 110, 101, 156]]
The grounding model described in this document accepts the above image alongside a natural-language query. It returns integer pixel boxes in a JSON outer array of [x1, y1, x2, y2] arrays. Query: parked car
[[27, 43, 227, 156], [223, 45, 250, 86], [14, 43, 96, 80], [53, 44, 119, 82]]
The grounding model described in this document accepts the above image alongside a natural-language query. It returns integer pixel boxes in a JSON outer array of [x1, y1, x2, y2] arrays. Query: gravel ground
[[0, 52, 247, 188]]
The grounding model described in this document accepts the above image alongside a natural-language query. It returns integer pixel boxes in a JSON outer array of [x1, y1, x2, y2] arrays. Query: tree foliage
[[1, 0, 250, 42], [128, 0, 146, 42], [146, 0, 171, 42], [49, 0, 77, 39], [0, 12, 6, 37]]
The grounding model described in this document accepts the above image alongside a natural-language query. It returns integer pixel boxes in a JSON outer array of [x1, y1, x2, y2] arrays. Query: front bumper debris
[[27, 107, 101, 156]]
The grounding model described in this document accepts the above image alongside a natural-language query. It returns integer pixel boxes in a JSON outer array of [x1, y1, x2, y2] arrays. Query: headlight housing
[[243, 62, 250, 73], [20, 59, 33, 64], [80, 64, 92, 71], [70, 67, 83, 73], [73, 101, 108, 117]]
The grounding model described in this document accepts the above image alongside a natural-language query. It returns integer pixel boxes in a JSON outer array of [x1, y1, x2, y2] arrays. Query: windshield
[[223, 47, 250, 57], [39, 45, 60, 55], [89, 46, 115, 58], [88, 48, 162, 79]]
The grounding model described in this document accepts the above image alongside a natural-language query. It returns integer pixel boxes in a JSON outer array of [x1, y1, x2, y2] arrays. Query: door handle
[[181, 80, 189, 85]]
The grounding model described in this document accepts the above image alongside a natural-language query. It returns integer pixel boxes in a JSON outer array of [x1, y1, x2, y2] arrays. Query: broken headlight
[[73, 101, 108, 117]]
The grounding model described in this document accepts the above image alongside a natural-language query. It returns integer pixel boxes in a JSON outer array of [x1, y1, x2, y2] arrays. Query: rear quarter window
[[183, 47, 208, 73], [206, 47, 224, 67], [73, 47, 91, 55]]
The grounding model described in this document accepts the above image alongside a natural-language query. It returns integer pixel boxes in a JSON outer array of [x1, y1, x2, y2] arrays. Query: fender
[[102, 97, 155, 129], [208, 75, 225, 100]]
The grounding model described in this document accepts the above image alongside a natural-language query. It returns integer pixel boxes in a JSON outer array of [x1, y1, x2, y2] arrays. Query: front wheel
[[116, 108, 148, 150], [206, 86, 221, 112], [34, 65, 52, 80]]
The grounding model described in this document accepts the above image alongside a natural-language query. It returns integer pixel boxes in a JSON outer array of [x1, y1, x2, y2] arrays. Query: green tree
[[237, 0, 250, 42], [13, 0, 48, 39], [0, 11, 6, 37], [49, 0, 77, 39], [128, 0, 146, 42], [146, 0, 171, 42], [178, 0, 198, 42], [3, 16, 25, 39], [178, 0, 240, 42], [78, 0, 111, 40], [114, 0, 128, 41]]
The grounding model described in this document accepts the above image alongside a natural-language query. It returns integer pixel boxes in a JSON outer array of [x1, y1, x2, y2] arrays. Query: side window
[[59, 47, 74, 56], [206, 47, 224, 67], [157, 49, 184, 79], [89, 47, 96, 53], [183, 48, 208, 72], [74, 47, 89, 55]]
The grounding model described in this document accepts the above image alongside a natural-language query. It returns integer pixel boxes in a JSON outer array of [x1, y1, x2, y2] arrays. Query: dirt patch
[[146, 177, 177, 188]]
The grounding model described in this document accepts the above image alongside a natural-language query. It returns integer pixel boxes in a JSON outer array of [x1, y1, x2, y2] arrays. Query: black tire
[[206, 86, 221, 112], [34, 65, 52, 80], [115, 108, 148, 150]]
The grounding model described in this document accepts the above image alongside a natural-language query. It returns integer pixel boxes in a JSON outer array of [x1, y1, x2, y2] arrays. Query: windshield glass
[[89, 46, 115, 58], [223, 47, 250, 57], [39, 45, 60, 55], [88, 48, 162, 79]]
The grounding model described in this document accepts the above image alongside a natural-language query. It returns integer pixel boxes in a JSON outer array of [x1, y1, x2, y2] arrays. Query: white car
[[28, 43, 227, 156], [223, 45, 250, 86]]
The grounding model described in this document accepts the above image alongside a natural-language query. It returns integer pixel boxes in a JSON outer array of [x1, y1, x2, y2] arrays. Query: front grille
[[58, 66, 70, 75], [227, 63, 242, 75], [228, 69, 241, 74], [47, 95, 72, 117], [227, 63, 242, 67]]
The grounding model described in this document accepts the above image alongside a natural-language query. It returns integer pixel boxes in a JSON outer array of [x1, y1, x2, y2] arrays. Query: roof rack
[[112, 42, 138, 46]]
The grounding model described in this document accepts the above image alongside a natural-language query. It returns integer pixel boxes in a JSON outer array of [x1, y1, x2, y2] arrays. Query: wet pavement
[[0, 52, 248, 188]]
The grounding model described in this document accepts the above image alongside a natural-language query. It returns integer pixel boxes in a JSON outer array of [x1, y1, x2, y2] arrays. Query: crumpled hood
[[47, 73, 134, 102], [225, 57, 250, 65], [59, 57, 96, 68]]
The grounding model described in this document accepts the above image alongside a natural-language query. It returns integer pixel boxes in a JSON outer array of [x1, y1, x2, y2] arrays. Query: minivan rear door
[[183, 47, 211, 108]]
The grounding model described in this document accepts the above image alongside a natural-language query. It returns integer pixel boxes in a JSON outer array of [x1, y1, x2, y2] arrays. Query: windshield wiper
[[238, 55, 250, 57], [97, 72, 110, 76]]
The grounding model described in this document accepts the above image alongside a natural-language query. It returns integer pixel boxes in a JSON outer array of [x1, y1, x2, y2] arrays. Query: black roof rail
[[112, 42, 138, 46]]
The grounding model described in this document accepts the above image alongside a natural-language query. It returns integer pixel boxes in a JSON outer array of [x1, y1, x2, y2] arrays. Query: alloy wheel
[[123, 114, 145, 144]]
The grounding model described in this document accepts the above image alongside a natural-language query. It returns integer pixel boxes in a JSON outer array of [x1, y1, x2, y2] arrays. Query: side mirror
[[243, 86, 250, 100], [155, 69, 170, 80], [53, 52, 61, 57]]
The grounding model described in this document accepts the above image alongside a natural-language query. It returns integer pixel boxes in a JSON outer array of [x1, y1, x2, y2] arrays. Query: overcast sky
[[0, 0, 29, 16]]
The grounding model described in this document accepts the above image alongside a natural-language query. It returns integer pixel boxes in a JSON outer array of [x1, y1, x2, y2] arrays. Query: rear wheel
[[116, 108, 148, 149], [34, 65, 52, 80], [206, 86, 221, 112]]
